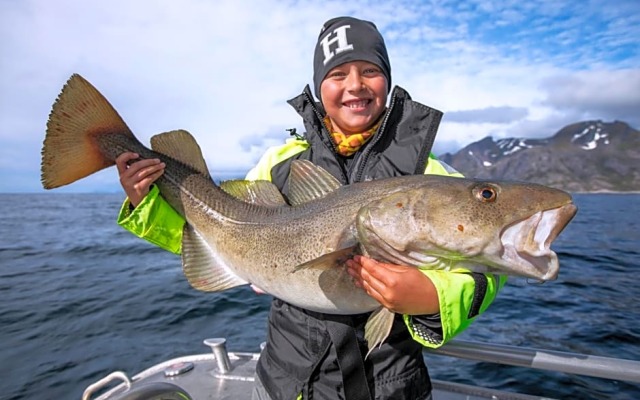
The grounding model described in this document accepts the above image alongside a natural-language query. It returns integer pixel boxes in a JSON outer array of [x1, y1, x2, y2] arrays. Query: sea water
[[1, 193, 638, 399]]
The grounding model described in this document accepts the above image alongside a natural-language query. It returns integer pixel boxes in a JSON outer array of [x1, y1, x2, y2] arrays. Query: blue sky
[[1, 0, 639, 193]]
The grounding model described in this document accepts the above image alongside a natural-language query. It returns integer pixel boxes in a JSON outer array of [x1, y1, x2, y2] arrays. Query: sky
[[1, 0, 639, 193]]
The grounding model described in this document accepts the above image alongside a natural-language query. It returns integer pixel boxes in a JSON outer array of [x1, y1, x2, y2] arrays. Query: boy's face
[[320, 61, 388, 136]]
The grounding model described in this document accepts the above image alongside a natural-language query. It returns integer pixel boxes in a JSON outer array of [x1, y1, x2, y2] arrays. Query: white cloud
[[445, 106, 529, 124], [540, 69, 640, 120], [1, 0, 638, 192]]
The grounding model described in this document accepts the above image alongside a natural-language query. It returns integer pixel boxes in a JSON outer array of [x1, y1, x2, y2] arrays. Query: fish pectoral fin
[[293, 246, 357, 272], [364, 307, 395, 359], [181, 224, 248, 292], [288, 160, 343, 206], [150, 130, 211, 178], [220, 180, 288, 206]]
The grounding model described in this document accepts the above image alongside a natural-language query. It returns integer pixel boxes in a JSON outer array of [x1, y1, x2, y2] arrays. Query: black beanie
[[313, 16, 391, 101]]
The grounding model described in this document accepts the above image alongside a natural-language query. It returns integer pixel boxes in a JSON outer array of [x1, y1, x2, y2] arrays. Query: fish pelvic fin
[[220, 180, 288, 207], [364, 307, 395, 359], [288, 160, 342, 206], [42, 74, 135, 189], [150, 130, 211, 178], [181, 224, 248, 292]]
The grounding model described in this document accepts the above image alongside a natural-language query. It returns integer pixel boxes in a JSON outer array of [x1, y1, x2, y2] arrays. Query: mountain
[[439, 121, 640, 192]]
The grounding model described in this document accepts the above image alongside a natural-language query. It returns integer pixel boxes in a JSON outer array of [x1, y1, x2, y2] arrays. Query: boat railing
[[425, 339, 640, 384]]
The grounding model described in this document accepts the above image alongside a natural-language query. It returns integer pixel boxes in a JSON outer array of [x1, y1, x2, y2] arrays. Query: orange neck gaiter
[[324, 116, 382, 157]]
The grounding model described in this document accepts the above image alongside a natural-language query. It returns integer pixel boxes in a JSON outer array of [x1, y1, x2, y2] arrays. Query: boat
[[82, 337, 640, 400]]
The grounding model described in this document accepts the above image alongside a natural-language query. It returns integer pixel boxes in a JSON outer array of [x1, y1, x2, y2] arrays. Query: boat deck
[[84, 338, 640, 400], [87, 352, 543, 400]]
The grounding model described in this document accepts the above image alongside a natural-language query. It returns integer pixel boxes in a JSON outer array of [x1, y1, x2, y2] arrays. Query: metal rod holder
[[204, 338, 232, 374]]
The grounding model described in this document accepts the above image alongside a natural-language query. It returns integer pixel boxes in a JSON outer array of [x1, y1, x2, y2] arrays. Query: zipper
[[352, 92, 399, 182], [302, 90, 349, 184]]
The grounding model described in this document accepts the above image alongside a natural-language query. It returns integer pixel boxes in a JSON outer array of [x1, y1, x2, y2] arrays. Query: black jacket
[[257, 85, 443, 400]]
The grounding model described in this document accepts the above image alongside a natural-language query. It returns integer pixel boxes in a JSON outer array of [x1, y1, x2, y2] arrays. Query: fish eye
[[475, 186, 497, 202]]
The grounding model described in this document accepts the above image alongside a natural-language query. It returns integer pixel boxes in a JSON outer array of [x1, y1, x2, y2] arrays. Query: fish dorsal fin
[[220, 180, 288, 206], [150, 130, 210, 178], [181, 224, 248, 292], [288, 160, 342, 206]]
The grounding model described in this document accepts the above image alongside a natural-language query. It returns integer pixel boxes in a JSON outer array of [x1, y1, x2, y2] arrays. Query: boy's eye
[[327, 71, 347, 78]]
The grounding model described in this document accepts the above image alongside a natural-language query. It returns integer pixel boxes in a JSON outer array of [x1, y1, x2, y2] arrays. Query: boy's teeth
[[348, 100, 368, 108]]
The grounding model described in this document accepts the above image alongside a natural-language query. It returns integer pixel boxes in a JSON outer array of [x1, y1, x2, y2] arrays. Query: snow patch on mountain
[[571, 122, 610, 151]]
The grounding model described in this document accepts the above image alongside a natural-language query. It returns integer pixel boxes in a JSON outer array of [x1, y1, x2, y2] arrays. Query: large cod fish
[[41, 74, 577, 353]]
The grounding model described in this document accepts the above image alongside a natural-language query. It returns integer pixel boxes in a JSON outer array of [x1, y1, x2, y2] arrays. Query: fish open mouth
[[499, 203, 577, 281]]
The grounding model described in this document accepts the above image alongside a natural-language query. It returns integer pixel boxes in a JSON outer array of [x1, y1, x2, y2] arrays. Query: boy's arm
[[117, 185, 184, 255]]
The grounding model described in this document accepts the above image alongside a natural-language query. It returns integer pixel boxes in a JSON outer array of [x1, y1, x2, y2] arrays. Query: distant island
[[439, 120, 640, 193]]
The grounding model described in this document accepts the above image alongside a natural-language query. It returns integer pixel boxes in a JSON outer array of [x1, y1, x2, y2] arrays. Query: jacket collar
[[286, 85, 415, 142], [286, 85, 442, 181]]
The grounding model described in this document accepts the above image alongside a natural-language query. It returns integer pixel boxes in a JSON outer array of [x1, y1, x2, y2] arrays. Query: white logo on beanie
[[319, 25, 354, 66]]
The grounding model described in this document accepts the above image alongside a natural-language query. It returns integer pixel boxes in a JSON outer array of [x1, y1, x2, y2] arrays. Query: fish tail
[[41, 74, 135, 189]]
